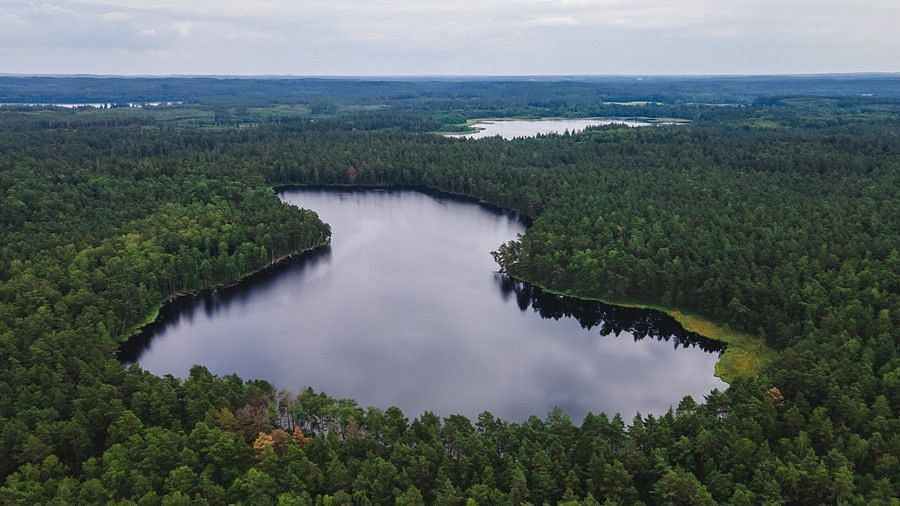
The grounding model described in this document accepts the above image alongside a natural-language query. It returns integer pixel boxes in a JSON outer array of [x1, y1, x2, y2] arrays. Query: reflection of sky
[[446, 119, 660, 140], [129, 189, 725, 422]]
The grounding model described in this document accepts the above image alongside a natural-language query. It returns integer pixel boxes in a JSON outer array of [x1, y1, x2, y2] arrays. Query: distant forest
[[0, 77, 897, 504], [3, 74, 900, 106]]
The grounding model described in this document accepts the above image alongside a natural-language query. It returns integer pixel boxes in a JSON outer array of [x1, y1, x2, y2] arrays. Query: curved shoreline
[[275, 183, 534, 226], [500, 273, 774, 383], [123, 182, 505, 344], [272, 184, 775, 383], [278, 183, 772, 382], [126, 183, 772, 383], [120, 237, 331, 342]]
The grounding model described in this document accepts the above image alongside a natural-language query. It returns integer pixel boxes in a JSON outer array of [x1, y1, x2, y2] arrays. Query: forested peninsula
[[0, 77, 897, 504]]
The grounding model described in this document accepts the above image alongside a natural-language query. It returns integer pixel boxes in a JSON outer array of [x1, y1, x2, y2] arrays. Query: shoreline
[[125, 182, 516, 344], [125, 183, 773, 384], [438, 116, 691, 136], [275, 183, 534, 226], [120, 236, 331, 341], [279, 183, 772, 382], [501, 272, 774, 383]]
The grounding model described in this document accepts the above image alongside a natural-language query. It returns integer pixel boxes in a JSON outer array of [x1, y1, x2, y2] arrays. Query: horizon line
[[2, 72, 899, 80]]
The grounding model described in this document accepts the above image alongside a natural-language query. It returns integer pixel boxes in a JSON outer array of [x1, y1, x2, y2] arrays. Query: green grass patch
[[512, 277, 775, 384], [661, 309, 775, 383], [591, 300, 774, 383]]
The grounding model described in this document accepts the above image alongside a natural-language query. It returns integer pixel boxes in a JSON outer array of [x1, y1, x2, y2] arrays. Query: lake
[[446, 118, 674, 140], [0, 102, 182, 108], [121, 188, 726, 421]]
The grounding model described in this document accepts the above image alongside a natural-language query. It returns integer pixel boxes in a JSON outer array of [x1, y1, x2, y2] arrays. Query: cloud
[[0, 0, 897, 74], [522, 16, 580, 27], [100, 11, 132, 22], [165, 20, 194, 38], [0, 13, 28, 25], [33, 2, 73, 15]]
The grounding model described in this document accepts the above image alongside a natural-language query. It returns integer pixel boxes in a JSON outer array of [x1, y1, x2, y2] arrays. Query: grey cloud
[[1, 0, 897, 74]]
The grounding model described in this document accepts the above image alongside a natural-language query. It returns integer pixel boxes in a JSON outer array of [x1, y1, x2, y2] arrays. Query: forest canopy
[[0, 77, 898, 504]]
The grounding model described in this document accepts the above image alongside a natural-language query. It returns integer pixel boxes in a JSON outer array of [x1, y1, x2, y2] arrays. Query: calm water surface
[[122, 189, 726, 421], [446, 118, 668, 140]]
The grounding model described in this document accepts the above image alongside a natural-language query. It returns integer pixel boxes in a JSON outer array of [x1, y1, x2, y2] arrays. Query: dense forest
[[0, 77, 898, 504], [4, 74, 900, 105]]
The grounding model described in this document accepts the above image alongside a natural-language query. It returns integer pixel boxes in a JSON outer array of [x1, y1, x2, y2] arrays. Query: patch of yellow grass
[[666, 310, 774, 383], [515, 279, 775, 383]]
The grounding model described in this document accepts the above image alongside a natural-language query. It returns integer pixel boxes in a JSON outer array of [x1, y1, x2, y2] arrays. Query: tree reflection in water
[[495, 273, 725, 354]]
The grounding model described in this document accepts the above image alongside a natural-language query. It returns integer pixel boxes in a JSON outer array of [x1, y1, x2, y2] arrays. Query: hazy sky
[[2, 0, 898, 75]]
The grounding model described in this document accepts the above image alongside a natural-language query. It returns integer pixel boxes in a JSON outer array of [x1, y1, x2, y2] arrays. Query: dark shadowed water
[[121, 188, 726, 421]]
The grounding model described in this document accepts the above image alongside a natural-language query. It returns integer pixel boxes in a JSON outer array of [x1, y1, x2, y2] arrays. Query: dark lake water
[[121, 188, 726, 421]]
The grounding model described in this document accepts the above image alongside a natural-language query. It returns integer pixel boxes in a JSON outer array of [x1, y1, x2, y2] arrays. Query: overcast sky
[[2, 0, 898, 75]]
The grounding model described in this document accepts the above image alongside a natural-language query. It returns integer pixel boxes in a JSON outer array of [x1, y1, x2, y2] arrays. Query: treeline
[[253, 118, 898, 349], [0, 96, 897, 504], [0, 370, 875, 505], [3, 75, 900, 107]]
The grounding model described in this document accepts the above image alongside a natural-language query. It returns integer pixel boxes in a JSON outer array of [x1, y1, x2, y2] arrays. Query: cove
[[120, 188, 726, 421]]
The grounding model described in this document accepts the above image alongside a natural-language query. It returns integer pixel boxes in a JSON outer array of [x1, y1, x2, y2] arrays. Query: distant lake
[[446, 118, 676, 140], [121, 188, 726, 421], [0, 102, 181, 108]]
